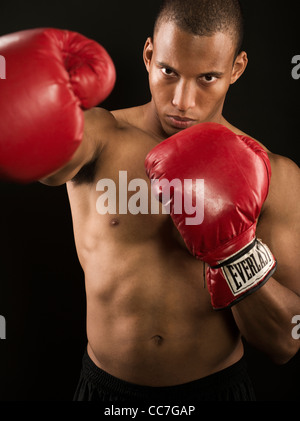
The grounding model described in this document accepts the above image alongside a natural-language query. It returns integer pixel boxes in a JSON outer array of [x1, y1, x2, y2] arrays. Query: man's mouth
[[166, 115, 196, 129]]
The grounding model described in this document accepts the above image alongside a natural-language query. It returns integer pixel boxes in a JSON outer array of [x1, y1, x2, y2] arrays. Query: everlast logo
[[222, 241, 275, 296]]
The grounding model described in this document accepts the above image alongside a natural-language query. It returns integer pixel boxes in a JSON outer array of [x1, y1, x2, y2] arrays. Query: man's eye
[[161, 67, 175, 76], [201, 75, 217, 83]]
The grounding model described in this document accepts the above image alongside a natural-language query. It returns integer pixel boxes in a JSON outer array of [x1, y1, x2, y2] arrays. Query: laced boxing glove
[[0, 28, 116, 183], [145, 122, 277, 310]]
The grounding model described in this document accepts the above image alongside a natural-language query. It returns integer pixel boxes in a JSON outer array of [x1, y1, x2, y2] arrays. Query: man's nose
[[171, 80, 196, 111]]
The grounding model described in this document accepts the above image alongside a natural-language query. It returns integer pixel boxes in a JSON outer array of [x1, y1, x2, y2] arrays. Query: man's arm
[[0, 28, 115, 184], [232, 153, 300, 364], [145, 124, 299, 362], [39, 107, 117, 186]]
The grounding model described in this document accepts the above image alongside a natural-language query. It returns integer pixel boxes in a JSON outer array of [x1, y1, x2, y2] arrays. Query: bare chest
[[67, 134, 186, 250]]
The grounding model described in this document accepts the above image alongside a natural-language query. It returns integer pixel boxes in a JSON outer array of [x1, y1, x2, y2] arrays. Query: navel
[[110, 218, 120, 227], [151, 335, 164, 346]]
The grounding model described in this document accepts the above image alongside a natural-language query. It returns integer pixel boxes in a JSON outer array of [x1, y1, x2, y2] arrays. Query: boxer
[[0, 0, 299, 401]]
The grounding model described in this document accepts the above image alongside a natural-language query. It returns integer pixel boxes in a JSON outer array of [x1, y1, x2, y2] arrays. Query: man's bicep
[[257, 154, 300, 295], [39, 107, 116, 186]]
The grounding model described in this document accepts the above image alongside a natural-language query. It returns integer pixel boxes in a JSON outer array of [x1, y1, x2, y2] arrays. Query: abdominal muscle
[[80, 233, 244, 387]]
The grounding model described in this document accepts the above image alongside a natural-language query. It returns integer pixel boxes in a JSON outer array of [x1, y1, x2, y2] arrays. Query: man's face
[[144, 21, 247, 137]]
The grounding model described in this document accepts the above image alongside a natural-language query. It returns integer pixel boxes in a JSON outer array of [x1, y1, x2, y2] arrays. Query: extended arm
[[39, 107, 117, 186], [0, 28, 115, 185]]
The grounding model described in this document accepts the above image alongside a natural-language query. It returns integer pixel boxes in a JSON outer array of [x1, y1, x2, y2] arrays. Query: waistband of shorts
[[80, 349, 249, 400]]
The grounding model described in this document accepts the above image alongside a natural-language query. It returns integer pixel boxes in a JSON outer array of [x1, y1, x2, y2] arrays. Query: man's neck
[[139, 101, 167, 141]]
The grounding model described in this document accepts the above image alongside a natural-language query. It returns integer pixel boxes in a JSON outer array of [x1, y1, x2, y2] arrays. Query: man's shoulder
[[262, 152, 300, 220], [111, 105, 151, 134], [85, 106, 152, 144], [111, 105, 162, 146], [111, 106, 139, 125], [111, 104, 145, 125], [85, 107, 118, 132], [267, 152, 300, 196]]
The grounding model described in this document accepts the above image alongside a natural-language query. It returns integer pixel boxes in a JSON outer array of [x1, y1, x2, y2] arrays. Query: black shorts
[[73, 350, 256, 402]]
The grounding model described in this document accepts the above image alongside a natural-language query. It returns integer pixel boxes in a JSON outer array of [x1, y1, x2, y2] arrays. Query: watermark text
[[95, 171, 204, 225], [291, 55, 300, 80], [0, 315, 6, 339], [291, 315, 300, 340]]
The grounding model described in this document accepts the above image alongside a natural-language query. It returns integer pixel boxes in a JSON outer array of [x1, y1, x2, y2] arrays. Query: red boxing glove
[[145, 123, 277, 310], [0, 28, 116, 183]]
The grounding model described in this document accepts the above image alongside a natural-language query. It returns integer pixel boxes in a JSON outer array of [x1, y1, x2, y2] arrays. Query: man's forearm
[[232, 277, 300, 364]]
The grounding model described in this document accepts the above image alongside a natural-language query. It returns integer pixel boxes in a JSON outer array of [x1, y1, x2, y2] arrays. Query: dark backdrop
[[0, 0, 299, 401]]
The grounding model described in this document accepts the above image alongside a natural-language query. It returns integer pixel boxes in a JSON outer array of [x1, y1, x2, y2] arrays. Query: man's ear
[[230, 51, 248, 84], [143, 37, 154, 72]]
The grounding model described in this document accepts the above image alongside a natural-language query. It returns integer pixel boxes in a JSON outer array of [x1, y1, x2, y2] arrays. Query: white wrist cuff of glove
[[212, 238, 277, 297]]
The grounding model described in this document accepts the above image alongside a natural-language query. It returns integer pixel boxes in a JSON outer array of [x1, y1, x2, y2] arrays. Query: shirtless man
[[0, 0, 299, 401]]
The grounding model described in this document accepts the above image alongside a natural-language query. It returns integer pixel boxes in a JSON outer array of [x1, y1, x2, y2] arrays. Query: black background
[[0, 0, 299, 402]]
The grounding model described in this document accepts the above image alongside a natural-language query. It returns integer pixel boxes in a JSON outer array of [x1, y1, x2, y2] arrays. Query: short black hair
[[154, 0, 244, 58]]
